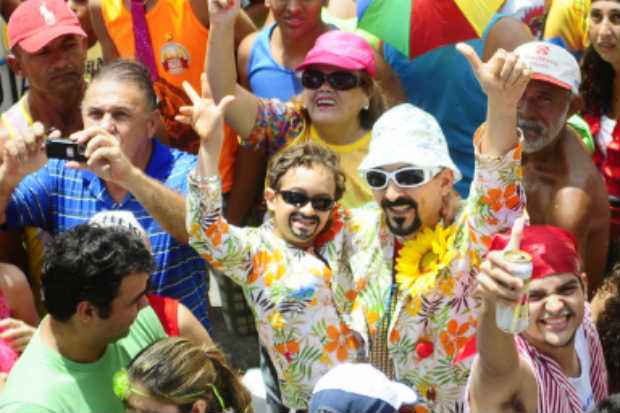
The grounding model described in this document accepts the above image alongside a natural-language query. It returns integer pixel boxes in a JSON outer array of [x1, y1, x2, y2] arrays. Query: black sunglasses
[[278, 190, 335, 212], [300, 69, 362, 91]]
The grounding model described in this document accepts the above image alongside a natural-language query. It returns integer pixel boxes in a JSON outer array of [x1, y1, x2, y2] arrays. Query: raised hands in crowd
[[2, 1, 620, 413]]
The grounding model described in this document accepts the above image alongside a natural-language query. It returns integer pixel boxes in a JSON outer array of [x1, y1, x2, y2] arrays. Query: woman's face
[[301, 65, 370, 130], [589, 1, 620, 66]]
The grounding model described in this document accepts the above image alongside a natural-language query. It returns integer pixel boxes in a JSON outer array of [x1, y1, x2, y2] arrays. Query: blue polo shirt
[[5, 140, 209, 328]]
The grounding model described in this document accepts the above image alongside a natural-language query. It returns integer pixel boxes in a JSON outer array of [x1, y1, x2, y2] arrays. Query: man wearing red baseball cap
[[3, 0, 87, 139], [468, 220, 608, 413], [512, 40, 609, 293]]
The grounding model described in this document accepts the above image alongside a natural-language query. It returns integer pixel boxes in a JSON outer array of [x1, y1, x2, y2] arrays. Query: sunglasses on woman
[[364, 166, 442, 190], [300, 69, 363, 91], [278, 190, 335, 212]]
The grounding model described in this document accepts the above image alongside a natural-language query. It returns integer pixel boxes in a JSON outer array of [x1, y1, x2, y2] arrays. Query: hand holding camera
[[66, 126, 137, 187], [45, 138, 87, 162]]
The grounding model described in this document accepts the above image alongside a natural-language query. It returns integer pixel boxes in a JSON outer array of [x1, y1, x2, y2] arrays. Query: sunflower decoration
[[396, 224, 457, 298]]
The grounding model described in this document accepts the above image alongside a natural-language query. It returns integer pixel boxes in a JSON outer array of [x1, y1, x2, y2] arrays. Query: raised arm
[[457, 43, 530, 157], [206, 0, 260, 140], [88, 0, 120, 62], [469, 218, 538, 413], [177, 76, 257, 283]]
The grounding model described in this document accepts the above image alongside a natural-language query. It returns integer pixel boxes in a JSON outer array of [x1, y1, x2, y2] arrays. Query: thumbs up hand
[[475, 216, 528, 306]]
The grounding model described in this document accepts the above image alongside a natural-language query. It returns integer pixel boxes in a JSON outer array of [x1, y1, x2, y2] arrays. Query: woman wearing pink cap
[[206, 0, 386, 214]]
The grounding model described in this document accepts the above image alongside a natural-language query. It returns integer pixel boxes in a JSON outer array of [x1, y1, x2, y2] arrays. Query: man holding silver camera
[[0, 54, 210, 328]]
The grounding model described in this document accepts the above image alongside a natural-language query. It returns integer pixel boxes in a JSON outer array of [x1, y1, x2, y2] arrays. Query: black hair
[[581, 45, 615, 117], [42, 224, 154, 321]]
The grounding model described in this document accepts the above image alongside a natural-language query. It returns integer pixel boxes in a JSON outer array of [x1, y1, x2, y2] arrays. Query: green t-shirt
[[0, 307, 167, 413]]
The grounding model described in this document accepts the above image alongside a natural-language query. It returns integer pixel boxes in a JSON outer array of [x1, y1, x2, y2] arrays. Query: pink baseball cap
[[8, 0, 86, 53], [296, 31, 376, 78], [515, 41, 581, 95]]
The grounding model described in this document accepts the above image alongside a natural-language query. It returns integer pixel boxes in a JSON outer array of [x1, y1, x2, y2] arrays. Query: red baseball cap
[[296, 31, 376, 78], [8, 0, 86, 53], [489, 225, 581, 280]]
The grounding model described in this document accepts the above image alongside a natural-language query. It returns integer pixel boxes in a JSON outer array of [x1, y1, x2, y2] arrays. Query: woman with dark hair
[[581, 0, 620, 257], [114, 337, 252, 413]]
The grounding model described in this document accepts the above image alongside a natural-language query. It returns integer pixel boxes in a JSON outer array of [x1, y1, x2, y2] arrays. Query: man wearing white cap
[[345, 43, 529, 412], [514, 41, 609, 292]]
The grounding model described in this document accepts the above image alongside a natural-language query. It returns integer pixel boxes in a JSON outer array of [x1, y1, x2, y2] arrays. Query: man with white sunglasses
[[344, 43, 530, 413]]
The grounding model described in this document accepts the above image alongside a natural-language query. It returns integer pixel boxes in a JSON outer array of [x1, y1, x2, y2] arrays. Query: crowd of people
[[1, 0, 620, 412]]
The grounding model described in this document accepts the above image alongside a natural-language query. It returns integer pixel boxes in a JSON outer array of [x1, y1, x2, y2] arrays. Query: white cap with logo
[[514, 41, 581, 95], [358, 103, 462, 183]]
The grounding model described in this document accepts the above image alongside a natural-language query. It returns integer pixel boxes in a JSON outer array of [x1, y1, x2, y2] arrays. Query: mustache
[[518, 119, 546, 136], [381, 197, 418, 209], [49, 67, 81, 78], [290, 212, 320, 225]]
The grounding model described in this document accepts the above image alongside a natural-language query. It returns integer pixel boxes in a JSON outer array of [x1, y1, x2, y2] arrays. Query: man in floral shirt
[[345, 44, 530, 412], [184, 41, 529, 413]]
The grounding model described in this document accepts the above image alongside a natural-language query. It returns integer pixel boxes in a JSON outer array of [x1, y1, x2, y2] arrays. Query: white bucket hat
[[359, 103, 462, 183]]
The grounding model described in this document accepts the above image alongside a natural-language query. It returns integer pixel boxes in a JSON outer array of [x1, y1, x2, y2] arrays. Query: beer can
[[495, 250, 533, 334]]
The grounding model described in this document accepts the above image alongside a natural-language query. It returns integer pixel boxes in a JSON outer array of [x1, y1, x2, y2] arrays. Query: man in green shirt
[[0, 224, 167, 413]]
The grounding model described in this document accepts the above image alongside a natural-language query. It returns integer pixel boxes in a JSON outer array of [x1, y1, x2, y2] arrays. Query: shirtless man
[[516, 41, 609, 292]]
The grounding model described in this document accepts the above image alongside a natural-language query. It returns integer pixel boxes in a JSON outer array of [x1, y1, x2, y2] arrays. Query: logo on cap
[[39, 2, 57, 26], [536, 44, 550, 56]]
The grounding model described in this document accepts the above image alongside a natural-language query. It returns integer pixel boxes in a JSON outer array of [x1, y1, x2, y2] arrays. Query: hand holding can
[[495, 250, 532, 334]]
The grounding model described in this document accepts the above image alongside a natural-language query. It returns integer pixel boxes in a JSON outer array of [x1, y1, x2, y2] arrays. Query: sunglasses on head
[[278, 190, 335, 212], [300, 69, 363, 91], [364, 166, 442, 190]]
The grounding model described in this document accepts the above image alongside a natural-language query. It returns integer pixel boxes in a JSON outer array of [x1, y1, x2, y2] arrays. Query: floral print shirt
[[187, 176, 371, 409], [187, 131, 524, 412], [346, 139, 525, 413]]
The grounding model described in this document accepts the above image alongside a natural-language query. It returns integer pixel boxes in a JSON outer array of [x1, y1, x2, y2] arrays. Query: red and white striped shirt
[[464, 306, 608, 413], [515, 308, 608, 413]]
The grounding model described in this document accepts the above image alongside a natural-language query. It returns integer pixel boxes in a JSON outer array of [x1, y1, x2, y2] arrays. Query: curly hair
[[594, 263, 620, 394], [581, 45, 615, 116], [266, 141, 346, 201], [127, 337, 252, 413], [42, 224, 154, 321]]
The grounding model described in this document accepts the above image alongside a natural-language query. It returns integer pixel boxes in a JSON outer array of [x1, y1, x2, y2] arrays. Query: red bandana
[[489, 225, 580, 280]]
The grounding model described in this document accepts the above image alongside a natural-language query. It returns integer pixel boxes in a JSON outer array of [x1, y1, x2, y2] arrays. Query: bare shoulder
[[237, 31, 259, 87], [564, 127, 607, 194], [238, 31, 259, 59], [0, 263, 28, 296], [483, 16, 533, 60]]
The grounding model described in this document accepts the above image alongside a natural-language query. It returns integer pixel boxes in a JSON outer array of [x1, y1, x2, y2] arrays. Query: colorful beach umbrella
[[357, 0, 504, 59]]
